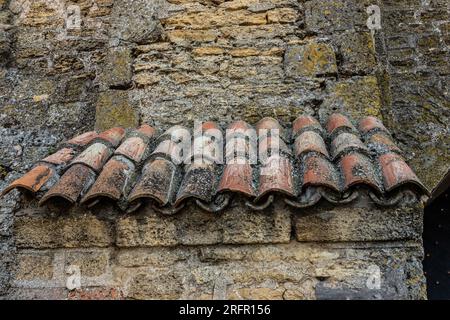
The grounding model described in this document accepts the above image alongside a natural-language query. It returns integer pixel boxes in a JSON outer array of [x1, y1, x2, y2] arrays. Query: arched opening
[[423, 170, 450, 300]]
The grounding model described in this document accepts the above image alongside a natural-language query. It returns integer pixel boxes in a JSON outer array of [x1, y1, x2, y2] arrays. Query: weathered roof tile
[[70, 143, 113, 173], [3, 116, 428, 212], [1, 165, 54, 195], [39, 164, 96, 205]]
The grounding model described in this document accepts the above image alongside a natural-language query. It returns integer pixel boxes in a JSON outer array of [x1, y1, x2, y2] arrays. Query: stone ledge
[[294, 200, 423, 242]]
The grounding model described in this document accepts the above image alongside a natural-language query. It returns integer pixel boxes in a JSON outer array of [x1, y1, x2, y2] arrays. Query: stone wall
[[7, 197, 426, 300], [0, 0, 448, 299]]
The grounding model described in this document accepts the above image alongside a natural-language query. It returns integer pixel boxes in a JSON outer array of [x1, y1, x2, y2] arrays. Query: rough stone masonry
[[0, 0, 448, 299]]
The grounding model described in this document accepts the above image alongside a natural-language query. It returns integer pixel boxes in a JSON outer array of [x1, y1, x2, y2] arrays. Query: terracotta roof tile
[[301, 154, 341, 192], [175, 162, 217, 207], [359, 116, 389, 135], [128, 158, 180, 207], [379, 153, 428, 194], [70, 143, 113, 172], [257, 155, 296, 201], [115, 137, 148, 163], [292, 115, 322, 137], [41, 148, 77, 166], [1, 165, 54, 195], [3, 114, 428, 212], [81, 156, 135, 207], [326, 113, 356, 136], [97, 127, 126, 147], [367, 132, 402, 155], [218, 163, 255, 197], [339, 153, 382, 193], [66, 131, 98, 147], [136, 124, 156, 138], [330, 132, 368, 159], [294, 131, 329, 158], [39, 164, 96, 205]]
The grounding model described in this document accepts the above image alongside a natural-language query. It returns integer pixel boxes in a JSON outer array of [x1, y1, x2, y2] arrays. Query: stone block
[[15, 215, 114, 249], [15, 251, 54, 281], [285, 42, 337, 78], [320, 76, 382, 120], [125, 271, 184, 300], [116, 200, 291, 247], [305, 0, 370, 33], [65, 249, 110, 277], [95, 90, 139, 131], [102, 47, 133, 88], [334, 31, 377, 75], [294, 202, 423, 242]]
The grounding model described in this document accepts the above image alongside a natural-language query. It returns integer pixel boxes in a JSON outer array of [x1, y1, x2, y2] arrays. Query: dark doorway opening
[[423, 186, 450, 300]]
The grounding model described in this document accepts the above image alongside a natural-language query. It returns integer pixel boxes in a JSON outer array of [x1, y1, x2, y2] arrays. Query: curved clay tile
[[359, 116, 389, 135], [367, 132, 402, 155], [259, 136, 291, 159], [128, 158, 180, 207], [217, 163, 256, 197], [256, 155, 296, 202], [294, 131, 329, 159], [330, 132, 368, 160], [39, 164, 96, 205], [326, 113, 356, 136], [378, 153, 429, 194], [115, 136, 148, 163], [190, 135, 223, 164], [97, 127, 126, 147], [339, 153, 382, 193], [66, 131, 98, 147], [292, 115, 322, 137], [70, 143, 113, 173], [41, 148, 76, 166], [256, 117, 286, 141], [136, 124, 156, 138], [175, 162, 217, 207], [1, 165, 55, 196], [301, 154, 341, 192], [81, 156, 135, 206]]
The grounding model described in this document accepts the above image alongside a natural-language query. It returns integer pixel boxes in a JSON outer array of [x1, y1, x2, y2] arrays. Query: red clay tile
[[331, 133, 368, 159], [225, 136, 257, 162], [136, 124, 156, 138], [302, 155, 341, 192], [379, 153, 428, 193], [359, 116, 389, 134], [66, 131, 98, 147], [39, 164, 96, 205], [201, 121, 220, 133], [339, 153, 381, 192], [225, 120, 255, 141], [163, 125, 191, 143], [97, 127, 126, 147], [70, 143, 113, 172], [81, 157, 135, 205], [292, 116, 322, 137], [294, 131, 329, 158], [2, 165, 54, 195], [152, 140, 186, 164], [128, 158, 179, 206], [115, 137, 148, 163], [175, 162, 217, 207], [256, 117, 283, 137], [257, 155, 296, 201], [326, 113, 356, 136], [259, 136, 291, 160], [218, 163, 255, 197], [41, 148, 76, 166], [190, 135, 223, 164], [367, 133, 402, 154]]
